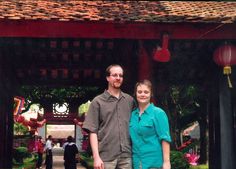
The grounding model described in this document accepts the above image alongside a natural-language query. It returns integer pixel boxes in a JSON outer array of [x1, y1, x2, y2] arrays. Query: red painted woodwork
[[0, 20, 235, 39], [138, 42, 151, 80], [153, 34, 170, 62]]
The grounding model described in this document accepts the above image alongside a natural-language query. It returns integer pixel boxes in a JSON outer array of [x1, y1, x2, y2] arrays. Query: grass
[[190, 164, 208, 169]]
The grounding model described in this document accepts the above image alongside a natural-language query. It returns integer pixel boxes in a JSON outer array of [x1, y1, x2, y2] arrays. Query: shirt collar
[[103, 90, 125, 100], [134, 103, 154, 115]]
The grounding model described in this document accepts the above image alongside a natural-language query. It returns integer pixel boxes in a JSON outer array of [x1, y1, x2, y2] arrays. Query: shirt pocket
[[139, 120, 155, 136], [129, 121, 134, 131]]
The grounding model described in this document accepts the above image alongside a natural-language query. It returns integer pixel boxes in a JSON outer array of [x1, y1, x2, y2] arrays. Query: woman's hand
[[162, 161, 171, 169]]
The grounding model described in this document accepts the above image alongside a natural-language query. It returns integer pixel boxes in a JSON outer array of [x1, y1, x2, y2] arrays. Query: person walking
[[35, 136, 44, 169], [129, 79, 171, 169], [44, 135, 53, 169], [83, 64, 134, 169], [63, 136, 79, 169]]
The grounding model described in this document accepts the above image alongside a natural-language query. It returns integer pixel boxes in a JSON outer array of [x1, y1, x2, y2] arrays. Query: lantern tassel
[[223, 66, 233, 88], [227, 75, 233, 88]]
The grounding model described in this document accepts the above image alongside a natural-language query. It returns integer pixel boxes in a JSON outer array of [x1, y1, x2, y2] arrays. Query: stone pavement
[[42, 155, 86, 169], [42, 147, 86, 169]]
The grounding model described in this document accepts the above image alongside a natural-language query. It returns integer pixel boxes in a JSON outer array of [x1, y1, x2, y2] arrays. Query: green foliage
[[13, 147, 31, 164], [13, 155, 37, 169], [78, 100, 91, 116], [190, 164, 208, 169], [168, 85, 200, 117], [161, 85, 202, 148], [79, 152, 93, 169], [14, 122, 29, 135], [18, 86, 99, 112], [171, 151, 190, 169]]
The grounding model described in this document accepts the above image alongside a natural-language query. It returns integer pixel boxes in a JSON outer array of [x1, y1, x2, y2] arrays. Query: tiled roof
[[0, 0, 236, 23]]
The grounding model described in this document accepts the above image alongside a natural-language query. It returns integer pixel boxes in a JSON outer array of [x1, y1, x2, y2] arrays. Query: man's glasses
[[110, 74, 123, 78]]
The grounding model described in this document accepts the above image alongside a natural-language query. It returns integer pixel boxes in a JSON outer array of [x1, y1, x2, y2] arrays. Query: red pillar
[[138, 41, 152, 81]]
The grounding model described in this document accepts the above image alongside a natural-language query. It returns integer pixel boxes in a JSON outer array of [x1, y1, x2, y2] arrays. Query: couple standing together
[[83, 64, 171, 169]]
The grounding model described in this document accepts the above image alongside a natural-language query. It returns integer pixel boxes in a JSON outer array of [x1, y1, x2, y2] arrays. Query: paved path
[[42, 147, 86, 169], [42, 155, 86, 169]]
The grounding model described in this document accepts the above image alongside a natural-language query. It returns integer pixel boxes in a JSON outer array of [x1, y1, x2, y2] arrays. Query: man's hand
[[93, 156, 104, 169]]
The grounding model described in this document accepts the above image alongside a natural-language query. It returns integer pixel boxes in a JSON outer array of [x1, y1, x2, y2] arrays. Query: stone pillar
[[219, 73, 235, 169], [0, 55, 14, 168], [208, 86, 221, 169]]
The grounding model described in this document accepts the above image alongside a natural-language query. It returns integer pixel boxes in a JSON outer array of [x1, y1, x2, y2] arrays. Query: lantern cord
[[227, 75, 233, 88]]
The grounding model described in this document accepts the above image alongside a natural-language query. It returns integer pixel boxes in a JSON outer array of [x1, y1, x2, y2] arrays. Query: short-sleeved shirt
[[129, 103, 171, 169], [44, 139, 53, 151], [82, 90, 134, 161]]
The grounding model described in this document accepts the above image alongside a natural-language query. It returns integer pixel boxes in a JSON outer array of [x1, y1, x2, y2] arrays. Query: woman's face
[[136, 84, 151, 105]]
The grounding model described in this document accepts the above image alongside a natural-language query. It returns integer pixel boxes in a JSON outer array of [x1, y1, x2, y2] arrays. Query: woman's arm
[[162, 140, 171, 169]]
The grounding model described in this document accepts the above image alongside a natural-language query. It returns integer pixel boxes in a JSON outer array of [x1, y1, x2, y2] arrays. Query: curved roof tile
[[0, 0, 235, 23]]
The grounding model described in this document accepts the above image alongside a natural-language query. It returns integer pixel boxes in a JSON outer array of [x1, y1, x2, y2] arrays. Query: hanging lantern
[[213, 43, 236, 88], [153, 33, 171, 62]]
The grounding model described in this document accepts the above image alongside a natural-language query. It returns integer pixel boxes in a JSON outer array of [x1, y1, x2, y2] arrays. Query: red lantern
[[213, 43, 236, 88], [153, 34, 171, 62]]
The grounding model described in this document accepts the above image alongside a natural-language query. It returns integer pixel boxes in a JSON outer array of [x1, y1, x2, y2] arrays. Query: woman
[[129, 79, 171, 169], [35, 136, 44, 169]]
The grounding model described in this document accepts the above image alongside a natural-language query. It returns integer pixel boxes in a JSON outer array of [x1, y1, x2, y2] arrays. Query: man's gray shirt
[[82, 90, 134, 161]]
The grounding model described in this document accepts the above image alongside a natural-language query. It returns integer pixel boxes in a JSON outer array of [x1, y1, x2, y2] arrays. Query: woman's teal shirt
[[129, 103, 171, 169]]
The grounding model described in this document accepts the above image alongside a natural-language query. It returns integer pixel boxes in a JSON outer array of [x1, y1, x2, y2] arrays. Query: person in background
[[83, 64, 134, 169], [35, 136, 44, 169], [63, 136, 79, 169], [44, 135, 53, 169], [129, 79, 171, 169]]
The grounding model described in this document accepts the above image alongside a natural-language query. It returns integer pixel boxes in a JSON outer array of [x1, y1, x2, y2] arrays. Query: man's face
[[106, 66, 124, 89]]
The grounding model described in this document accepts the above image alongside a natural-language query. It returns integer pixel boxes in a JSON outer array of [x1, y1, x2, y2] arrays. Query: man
[[63, 136, 79, 169], [83, 64, 134, 169], [44, 135, 53, 169]]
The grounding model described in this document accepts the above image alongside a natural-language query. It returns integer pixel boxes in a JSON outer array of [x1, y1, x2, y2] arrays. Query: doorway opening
[[46, 124, 75, 147]]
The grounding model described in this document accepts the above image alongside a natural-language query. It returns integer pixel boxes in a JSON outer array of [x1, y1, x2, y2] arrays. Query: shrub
[[171, 150, 190, 169], [79, 152, 93, 169], [13, 146, 31, 164]]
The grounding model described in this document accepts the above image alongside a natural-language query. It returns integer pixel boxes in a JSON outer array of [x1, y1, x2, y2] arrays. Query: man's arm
[[90, 132, 104, 169], [162, 140, 171, 169]]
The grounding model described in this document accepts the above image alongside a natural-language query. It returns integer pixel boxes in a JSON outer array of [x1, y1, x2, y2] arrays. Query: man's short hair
[[105, 64, 123, 77], [67, 136, 73, 143]]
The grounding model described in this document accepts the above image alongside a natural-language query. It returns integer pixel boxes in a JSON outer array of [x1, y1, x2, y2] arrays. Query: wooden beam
[[0, 20, 235, 39]]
